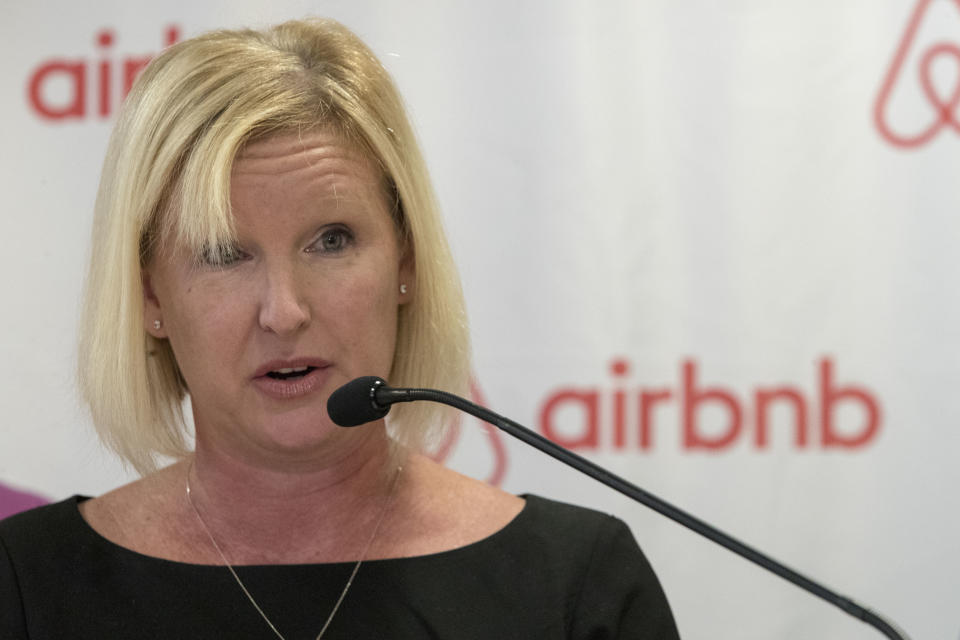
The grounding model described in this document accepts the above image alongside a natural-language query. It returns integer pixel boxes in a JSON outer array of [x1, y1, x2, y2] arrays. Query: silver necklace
[[185, 462, 402, 640]]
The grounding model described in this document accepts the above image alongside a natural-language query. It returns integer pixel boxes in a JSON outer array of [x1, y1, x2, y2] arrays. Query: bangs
[[166, 135, 239, 266], [138, 143, 237, 268], [145, 118, 395, 268]]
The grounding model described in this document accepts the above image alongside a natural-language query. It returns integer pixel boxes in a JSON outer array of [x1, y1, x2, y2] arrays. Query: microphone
[[327, 377, 912, 640], [326, 375, 428, 426], [326, 376, 390, 426]]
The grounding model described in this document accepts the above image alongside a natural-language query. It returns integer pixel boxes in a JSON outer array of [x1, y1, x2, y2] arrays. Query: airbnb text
[[539, 358, 881, 452], [27, 26, 181, 121]]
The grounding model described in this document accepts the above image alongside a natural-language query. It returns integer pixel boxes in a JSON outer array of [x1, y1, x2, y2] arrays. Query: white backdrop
[[2, 1, 959, 638]]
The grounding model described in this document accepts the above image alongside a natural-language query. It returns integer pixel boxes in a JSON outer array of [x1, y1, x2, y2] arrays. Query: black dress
[[0, 494, 679, 639]]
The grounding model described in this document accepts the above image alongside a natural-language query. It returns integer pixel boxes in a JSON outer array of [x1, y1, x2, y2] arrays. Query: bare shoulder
[[78, 462, 192, 558], [385, 454, 525, 557]]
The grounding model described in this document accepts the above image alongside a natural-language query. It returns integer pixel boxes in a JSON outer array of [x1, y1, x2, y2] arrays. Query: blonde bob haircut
[[79, 18, 470, 474]]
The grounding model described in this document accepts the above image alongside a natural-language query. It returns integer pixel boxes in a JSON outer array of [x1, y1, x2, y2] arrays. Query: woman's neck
[[185, 424, 406, 564]]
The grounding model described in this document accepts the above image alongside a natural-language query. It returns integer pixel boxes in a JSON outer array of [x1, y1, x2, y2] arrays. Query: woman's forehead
[[235, 130, 373, 172], [231, 135, 386, 209]]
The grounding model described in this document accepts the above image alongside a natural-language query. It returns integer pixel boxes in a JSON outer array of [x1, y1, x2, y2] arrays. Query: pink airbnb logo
[[875, 0, 960, 147], [26, 26, 180, 121], [429, 379, 509, 487]]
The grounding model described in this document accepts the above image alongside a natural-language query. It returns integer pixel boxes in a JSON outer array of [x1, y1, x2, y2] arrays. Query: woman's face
[[143, 131, 411, 461]]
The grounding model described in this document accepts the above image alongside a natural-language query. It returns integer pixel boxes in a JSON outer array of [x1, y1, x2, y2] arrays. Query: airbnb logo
[[433, 358, 879, 486], [27, 26, 181, 121], [875, 0, 960, 148], [539, 358, 882, 452], [429, 379, 509, 486]]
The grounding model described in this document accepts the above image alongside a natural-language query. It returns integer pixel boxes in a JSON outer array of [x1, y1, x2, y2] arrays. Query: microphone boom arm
[[378, 385, 911, 640]]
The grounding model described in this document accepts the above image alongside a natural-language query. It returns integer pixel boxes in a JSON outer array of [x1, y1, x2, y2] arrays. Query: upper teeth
[[275, 366, 309, 374]]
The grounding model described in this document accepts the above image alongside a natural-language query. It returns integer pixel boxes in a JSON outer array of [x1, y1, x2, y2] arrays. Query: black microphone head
[[327, 376, 390, 427]]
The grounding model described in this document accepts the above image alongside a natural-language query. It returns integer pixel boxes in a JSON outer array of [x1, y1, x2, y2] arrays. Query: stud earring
[[399, 284, 408, 295], [153, 320, 162, 330]]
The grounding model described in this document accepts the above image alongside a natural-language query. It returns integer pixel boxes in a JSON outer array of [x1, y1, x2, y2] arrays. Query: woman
[[0, 18, 678, 638]]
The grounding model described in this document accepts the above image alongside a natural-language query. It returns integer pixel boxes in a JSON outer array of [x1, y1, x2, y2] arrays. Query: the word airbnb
[[27, 26, 181, 120], [539, 358, 881, 452]]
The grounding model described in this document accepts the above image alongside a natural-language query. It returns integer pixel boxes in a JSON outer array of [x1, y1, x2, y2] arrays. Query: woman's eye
[[311, 227, 353, 254], [198, 243, 246, 267]]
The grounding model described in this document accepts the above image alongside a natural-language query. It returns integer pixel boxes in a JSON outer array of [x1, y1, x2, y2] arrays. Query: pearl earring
[[400, 284, 408, 295], [153, 320, 162, 330]]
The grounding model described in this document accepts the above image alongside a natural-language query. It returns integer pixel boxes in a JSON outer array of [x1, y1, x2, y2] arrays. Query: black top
[[0, 494, 678, 639]]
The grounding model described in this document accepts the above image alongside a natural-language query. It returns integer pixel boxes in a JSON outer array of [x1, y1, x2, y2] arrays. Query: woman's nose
[[257, 263, 311, 335]]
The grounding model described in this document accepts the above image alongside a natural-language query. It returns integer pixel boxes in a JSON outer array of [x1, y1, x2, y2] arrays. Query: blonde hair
[[79, 18, 470, 474]]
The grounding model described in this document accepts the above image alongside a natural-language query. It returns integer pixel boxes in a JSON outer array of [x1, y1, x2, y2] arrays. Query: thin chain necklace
[[185, 462, 402, 640]]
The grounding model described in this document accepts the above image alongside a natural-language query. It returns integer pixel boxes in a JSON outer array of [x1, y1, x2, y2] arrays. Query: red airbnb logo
[[538, 357, 881, 452], [875, 0, 960, 147], [27, 26, 180, 121], [431, 357, 879, 487], [429, 379, 509, 486]]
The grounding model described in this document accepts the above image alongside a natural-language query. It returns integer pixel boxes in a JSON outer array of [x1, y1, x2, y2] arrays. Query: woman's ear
[[142, 271, 167, 338], [398, 248, 415, 304]]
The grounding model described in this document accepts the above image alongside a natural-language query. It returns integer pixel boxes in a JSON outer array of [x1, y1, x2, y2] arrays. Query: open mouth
[[265, 366, 317, 380]]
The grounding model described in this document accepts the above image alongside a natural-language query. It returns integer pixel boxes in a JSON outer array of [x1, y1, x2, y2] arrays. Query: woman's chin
[[252, 416, 381, 462]]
